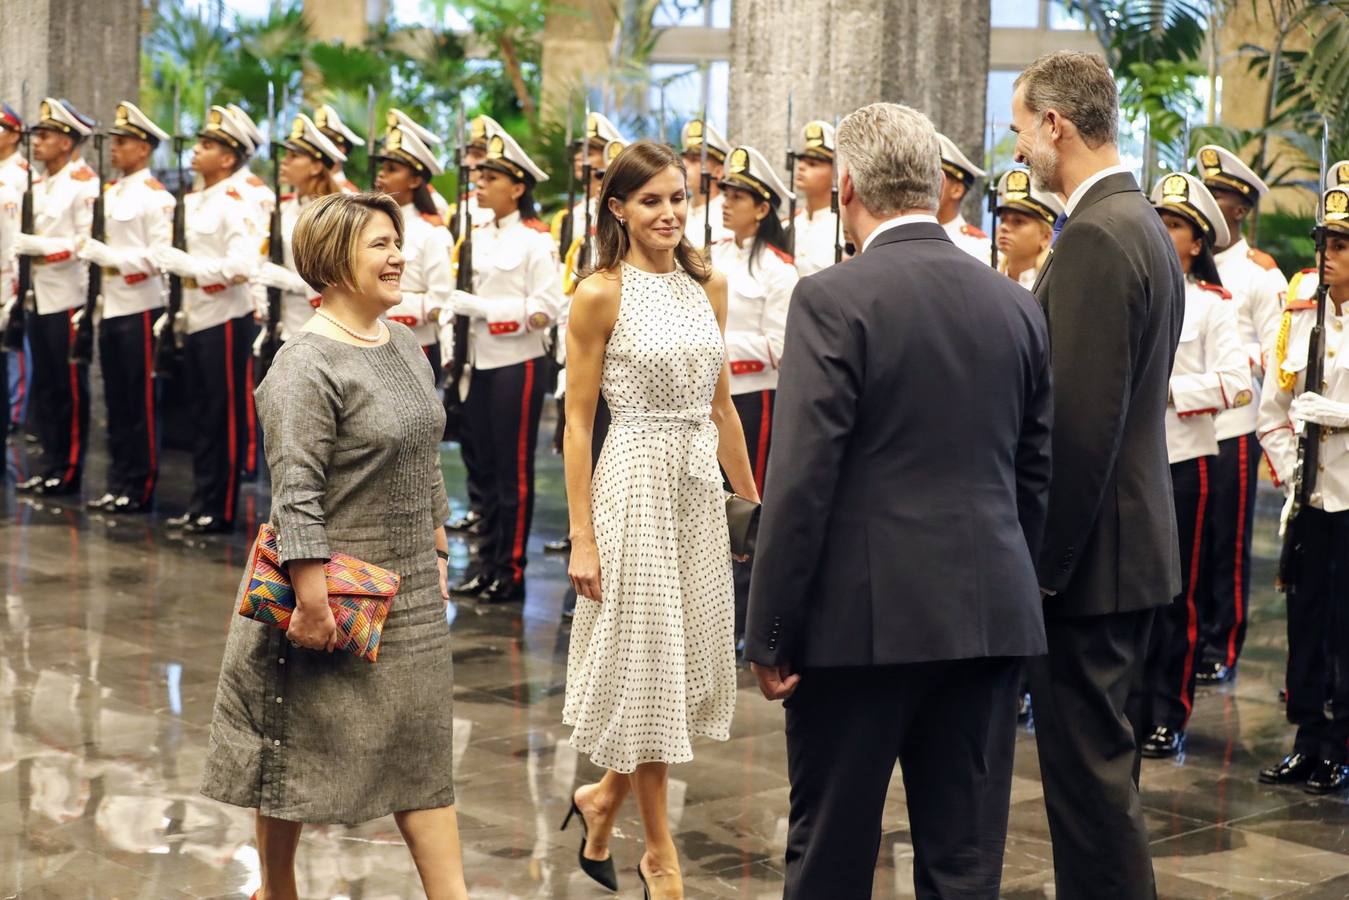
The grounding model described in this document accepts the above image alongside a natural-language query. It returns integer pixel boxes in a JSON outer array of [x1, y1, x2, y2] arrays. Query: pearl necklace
[[316, 310, 384, 343]]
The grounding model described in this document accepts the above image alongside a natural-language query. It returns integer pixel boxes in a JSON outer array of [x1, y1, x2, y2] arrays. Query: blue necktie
[[1051, 212, 1067, 244]]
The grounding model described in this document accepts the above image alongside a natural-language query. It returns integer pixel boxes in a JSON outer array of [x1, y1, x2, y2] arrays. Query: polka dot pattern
[[563, 262, 737, 774]]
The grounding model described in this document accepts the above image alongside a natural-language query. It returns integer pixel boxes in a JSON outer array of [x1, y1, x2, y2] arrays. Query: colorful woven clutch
[[238, 523, 400, 663]]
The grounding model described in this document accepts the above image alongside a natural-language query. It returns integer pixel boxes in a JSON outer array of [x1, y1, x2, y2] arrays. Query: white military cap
[[386, 108, 442, 146], [33, 97, 93, 139], [313, 104, 364, 151], [482, 130, 548, 184], [936, 132, 985, 186], [1150, 171, 1230, 249], [1195, 145, 1269, 203], [226, 104, 266, 151], [995, 167, 1064, 226], [1326, 159, 1349, 190], [376, 125, 443, 177], [681, 119, 731, 162], [720, 145, 794, 210], [285, 113, 347, 166], [199, 105, 254, 157], [109, 101, 169, 146], [600, 139, 626, 172], [587, 112, 627, 148], [1322, 186, 1349, 235], [799, 120, 835, 161], [469, 114, 503, 150]]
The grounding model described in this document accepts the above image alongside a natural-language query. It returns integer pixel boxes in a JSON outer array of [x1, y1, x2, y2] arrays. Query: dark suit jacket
[[1033, 171, 1184, 618], [743, 221, 1052, 669]]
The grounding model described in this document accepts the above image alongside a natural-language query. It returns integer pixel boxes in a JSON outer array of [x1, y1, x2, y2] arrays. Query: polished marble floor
[[3, 409, 1349, 899]]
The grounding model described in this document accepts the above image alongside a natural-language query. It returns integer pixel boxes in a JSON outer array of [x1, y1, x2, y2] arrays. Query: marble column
[[728, 0, 989, 183], [0, 0, 141, 125], [304, 0, 370, 46], [538, 0, 617, 125]]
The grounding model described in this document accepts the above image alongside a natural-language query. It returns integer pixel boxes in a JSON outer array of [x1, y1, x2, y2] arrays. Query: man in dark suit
[[745, 102, 1053, 900], [1010, 51, 1185, 899]]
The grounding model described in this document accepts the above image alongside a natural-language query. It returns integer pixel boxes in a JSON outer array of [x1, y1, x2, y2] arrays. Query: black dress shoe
[[479, 577, 524, 604], [165, 511, 198, 529], [450, 572, 491, 598], [1305, 760, 1349, 794], [1141, 725, 1185, 759], [86, 492, 119, 511], [110, 495, 150, 514], [446, 510, 482, 532], [560, 800, 619, 891], [1195, 661, 1234, 684], [16, 475, 46, 493], [544, 537, 572, 554], [183, 515, 232, 535], [35, 477, 79, 496], [1259, 752, 1316, 784]]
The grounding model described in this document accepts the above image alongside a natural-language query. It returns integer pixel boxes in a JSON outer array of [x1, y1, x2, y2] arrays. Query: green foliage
[[1254, 206, 1318, 273]]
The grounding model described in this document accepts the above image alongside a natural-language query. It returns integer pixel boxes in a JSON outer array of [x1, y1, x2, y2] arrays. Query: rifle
[[1277, 118, 1332, 590], [831, 113, 842, 265], [988, 177, 1000, 270], [2, 121, 33, 352], [784, 91, 796, 257], [559, 95, 575, 258], [444, 106, 472, 441], [152, 134, 188, 377], [365, 85, 377, 191], [580, 94, 594, 276], [255, 85, 283, 381], [700, 105, 712, 254], [70, 132, 104, 364]]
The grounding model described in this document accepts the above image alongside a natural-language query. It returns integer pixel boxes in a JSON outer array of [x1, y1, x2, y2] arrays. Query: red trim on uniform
[[141, 311, 157, 503], [389, 315, 417, 327], [123, 272, 148, 285], [308, 296, 321, 309], [43, 251, 72, 264], [1179, 457, 1209, 721], [754, 391, 772, 494], [731, 360, 765, 375], [510, 359, 536, 585], [244, 354, 257, 476], [201, 283, 227, 294], [224, 320, 239, 523], [1226, 436, 1250, 667], [489, 321, 520, 335], [62, 311, 82, 484], [1178, 407, 1221, 418], [12, 348, 25, 425]]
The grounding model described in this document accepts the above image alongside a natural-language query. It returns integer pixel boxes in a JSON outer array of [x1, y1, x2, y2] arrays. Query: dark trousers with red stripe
[[184, 313, 255, 525], [1284, 507, 1349, 762], [241, 354, 259, 479], [99, 309, 161, 503], [1199, 431, 1259, 669], [1144, 456, 1212, 731], [27, 308, 88, 486], [731, 389, 775, 637], [464, 357, 546, 584]]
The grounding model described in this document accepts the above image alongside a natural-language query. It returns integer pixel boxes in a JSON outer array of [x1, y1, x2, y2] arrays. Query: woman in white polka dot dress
[[560, 140, 760, 899]]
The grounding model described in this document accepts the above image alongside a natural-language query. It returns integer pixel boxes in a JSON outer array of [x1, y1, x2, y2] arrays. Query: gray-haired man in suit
[[1011, 51, 1185, 899], [745, 102, 1053, 900]]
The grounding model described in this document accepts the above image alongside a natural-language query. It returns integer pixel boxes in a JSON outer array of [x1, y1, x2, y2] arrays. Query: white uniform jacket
[[943, 214, 992, 266], [791, 206, 844, 277], [711, 236, 798, 395], [27, 160, 98, 315], [96, 168, 174, 319], [1213, 238, 1287, 440], [0, 154, 27, 303], [462, 210, 562, 371], [1258, 271, 1349, 511], [181, 180, 257, 334], [251, 194, 322, 341], [385, 204, 453, 347], [1167, 279, 1254, 464], [685, 193, 730, 248]]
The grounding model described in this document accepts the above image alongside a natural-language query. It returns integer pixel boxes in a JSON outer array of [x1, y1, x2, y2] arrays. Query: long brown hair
[[588, 140, 710, 284]]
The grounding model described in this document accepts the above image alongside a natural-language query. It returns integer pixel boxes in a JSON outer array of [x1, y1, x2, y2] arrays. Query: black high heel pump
[[561, 799, 619, 891]]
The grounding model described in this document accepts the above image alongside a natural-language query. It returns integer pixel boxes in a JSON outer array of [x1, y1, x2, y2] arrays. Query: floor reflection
[[1, 420, 1343, 898]]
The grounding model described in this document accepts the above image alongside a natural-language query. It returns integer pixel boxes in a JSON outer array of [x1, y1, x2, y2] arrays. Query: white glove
[[153, 312, 169, 340], [13, 233, 70, 258], [1290, 392, 1349, 429], [78, 238, 120, 268], [1279, 490, 1295, 537], [255, 261, 307, 294], [71, 306, 86, 329], [1, 297, 15, 324], [151, 245, 200, 279], [252, 328, 268, 357], [438, 317, 456, 358], [451, 289, 490, 320]]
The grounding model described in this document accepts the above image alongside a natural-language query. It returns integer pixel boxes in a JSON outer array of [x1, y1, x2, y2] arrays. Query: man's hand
[[752, 661, 801, 701]]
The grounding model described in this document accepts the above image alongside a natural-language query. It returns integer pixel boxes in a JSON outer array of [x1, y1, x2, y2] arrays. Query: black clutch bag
[[726, 493, 762, 558]]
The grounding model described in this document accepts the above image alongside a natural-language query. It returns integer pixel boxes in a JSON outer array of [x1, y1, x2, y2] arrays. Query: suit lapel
[[1031, 248, 1054, 299]]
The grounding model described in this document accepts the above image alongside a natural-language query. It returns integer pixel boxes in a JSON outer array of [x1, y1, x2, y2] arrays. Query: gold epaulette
[[562, 235, 583, 295], [1275, 269, 1313, 391], [451, 233, 465, 278], [550, 208, 569, 243]]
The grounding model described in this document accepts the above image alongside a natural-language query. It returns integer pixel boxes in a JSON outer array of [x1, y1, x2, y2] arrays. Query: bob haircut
[[293, 192, 404, 294]]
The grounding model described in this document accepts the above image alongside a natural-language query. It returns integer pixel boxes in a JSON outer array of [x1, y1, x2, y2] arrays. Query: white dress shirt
[[1063, 164, 1135, 218], [711, 236, 799, 395], [860, 213, 939, 253]]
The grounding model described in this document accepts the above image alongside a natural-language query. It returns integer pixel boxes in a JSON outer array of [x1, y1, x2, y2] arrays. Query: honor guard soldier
[[253, 114, 347, 342], [312, 104, 364, 192], [791, 120, 844, 276], [1140, 172, 1253, 760], [1191, 144, 1289, 684], [681, 118, 732, 248], [12, 98, 97, 496], [447, 130, 561, 604], [372, 123, 454, 376], [457, 114, 502, 232], [386, 109, 453, 221], [936, 132, 991, 264], [1256, 186, 1349, 794], [225, 104, 277, 227], [152, 106, 260, 534], [80, 102, 175, 513], [713, 144, 800, 637], [558, 112, 626, 294], [994, 167, 1063, 288], [0, 103, 26, 452]]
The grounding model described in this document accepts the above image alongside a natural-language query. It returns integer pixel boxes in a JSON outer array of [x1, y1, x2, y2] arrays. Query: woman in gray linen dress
[[200, 192, 468, 900]]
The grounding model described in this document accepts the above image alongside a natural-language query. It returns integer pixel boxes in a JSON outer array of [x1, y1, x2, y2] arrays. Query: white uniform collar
[[1214, 236, 1249, 265], [493, 209, 521, 230], [861, 213, 938, 253], [1064, 163, 1133, 218]]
